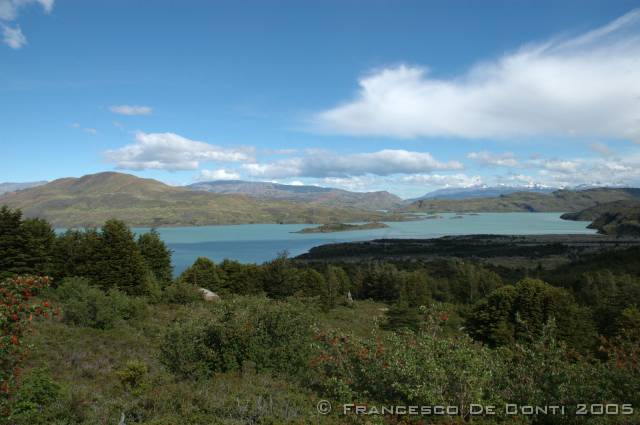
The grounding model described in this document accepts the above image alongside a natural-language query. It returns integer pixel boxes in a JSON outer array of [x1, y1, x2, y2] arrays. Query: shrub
[[160, 297, 314, 379], [0, 276, 55, 416], [8, 368, 71, 425], [162, 281, 202, 304], [310, 329, 504, 415], [56, 277, 146, 329]]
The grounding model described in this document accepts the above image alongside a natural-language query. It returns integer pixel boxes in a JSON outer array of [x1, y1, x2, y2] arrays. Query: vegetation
[[403, 187, 640, 213], [562, 200, 640, 237], [1, 206, 639, 423], [295, 221, 389, 233], [0, 172, 410, 227], [187, 180, 403, 211]]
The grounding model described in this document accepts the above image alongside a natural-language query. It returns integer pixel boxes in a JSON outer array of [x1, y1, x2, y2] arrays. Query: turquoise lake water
[[129, 213, 595, 274]]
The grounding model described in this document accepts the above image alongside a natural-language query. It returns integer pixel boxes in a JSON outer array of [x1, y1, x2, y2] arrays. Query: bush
[[0, 276, 54, 417], [162, 281, 202, 304], [8, 368, 69, 425], [56, 277, 146, 329], [160, 297, 314, 379]]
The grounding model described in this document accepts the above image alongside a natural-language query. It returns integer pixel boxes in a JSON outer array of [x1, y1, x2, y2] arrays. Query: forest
[[1, 205, 639, 424]]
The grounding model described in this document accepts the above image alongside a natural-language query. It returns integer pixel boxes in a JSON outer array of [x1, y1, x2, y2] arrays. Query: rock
[[199, 288, 220, 302]]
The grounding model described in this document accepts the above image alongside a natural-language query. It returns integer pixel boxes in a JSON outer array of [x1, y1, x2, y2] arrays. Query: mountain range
[[409, 185, 557, 201], [187, 180, 402, 210], [0, 172, 400, 227], [0, 181, 47, 195], [403, 188, 640, 213]]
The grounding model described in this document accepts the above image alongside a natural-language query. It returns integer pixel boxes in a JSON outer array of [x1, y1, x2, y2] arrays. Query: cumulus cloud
[[313, 9, 640, 141], [109, 105, 153, 116], [2, 23, 24, 48], [242, 149, 462, 179], [197, 168, 241, 181], [400, 173, 484, 188], [467, 151, 519, 167], [0, 0, 54, 49], [105, 132, 254, 171]]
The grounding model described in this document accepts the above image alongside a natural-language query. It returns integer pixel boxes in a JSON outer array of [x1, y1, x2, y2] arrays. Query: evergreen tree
[[383, 289, 421, 332], [219, 259, 262, 294], [298, 268, 326, 297], [261, 251, 300, 299], [178, 257, 225, 292], [94, 220, 147, 294], [0, 206, 29, 278], [51, 229, 101, 281], [137, 228, 173, 286], [21, 217, 55, 276], [321, 266, 341, 310], [401, 270, 431, 307]]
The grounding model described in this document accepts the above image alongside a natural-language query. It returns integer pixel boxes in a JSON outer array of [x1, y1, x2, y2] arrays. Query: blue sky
[[2, 0, 640, 198]]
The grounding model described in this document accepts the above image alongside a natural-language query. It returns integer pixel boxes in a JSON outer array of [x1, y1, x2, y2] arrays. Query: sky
[[2, 0, 640, 198]]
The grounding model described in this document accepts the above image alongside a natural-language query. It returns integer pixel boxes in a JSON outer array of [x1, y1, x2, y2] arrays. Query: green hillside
[[403, 188, 640, 213], [562, 200, 640, 237], [0, 172, 399, 227]]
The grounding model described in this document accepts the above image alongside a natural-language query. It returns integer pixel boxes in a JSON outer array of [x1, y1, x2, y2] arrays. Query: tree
[[137, 229, 173, 286], [260, 252, 300, 299], [178, 257, 225, 292], [298, 268, 325, 297], [21, 218, 55, 276], [382, 289, 421, 332], [0, 207, 29, 278], [400, 270, 431, 307], [219, 259, 262, 294], [51, 229, 101, 281], [94, 220, 147, 295], [466, 278, 596, 350]]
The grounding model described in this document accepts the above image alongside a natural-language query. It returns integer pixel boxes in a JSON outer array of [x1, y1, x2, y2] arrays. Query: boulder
[[199, 288, 220, 302]]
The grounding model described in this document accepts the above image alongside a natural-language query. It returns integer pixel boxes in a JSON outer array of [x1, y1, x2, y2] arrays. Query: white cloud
[[531, 159, 580, 174], [242, 149, 462, 179], [2, 23, 25, 49], [467, 151, 519, 167], [0, 0, 53, 20], [109, 105, 153, 116], [198, 168, 241, 181], [313, 9, 640, 142], [84, 127, 97, 135], [400, 173, 484, 188], [105, 132, 254, 171], [0, 0, 53, 49]]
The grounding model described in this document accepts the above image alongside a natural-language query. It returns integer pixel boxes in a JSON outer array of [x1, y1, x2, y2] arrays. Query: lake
[[130, 213, 596, 275]]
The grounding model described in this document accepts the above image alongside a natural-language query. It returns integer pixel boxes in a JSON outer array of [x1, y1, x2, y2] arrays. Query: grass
[[21, 299, 388, 424]]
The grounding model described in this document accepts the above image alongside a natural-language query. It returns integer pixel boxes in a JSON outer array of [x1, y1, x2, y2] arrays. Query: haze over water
[[132, 213, 596, 274]]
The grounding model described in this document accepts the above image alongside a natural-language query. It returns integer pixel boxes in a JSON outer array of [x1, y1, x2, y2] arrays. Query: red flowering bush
[[0, 276, 56, 415]]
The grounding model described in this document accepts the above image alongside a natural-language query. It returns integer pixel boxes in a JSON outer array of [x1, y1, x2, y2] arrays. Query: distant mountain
[[408, 185, 557, 201], [403, 188, 640, 213], [187, 180, 403, 211], [0, 181, 47, 195], [0, 172, 398, 227]]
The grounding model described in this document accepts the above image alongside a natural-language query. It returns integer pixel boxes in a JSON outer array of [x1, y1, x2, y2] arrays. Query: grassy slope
[[403, 188, 640, 213], [188, 181, 404, 211], [0, 172, 399, 227], [24, 299, 386, 424], [562, 200, 640, 236]]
